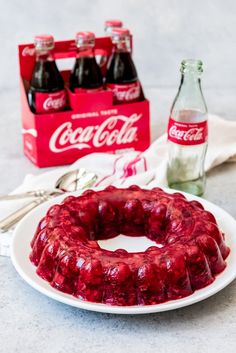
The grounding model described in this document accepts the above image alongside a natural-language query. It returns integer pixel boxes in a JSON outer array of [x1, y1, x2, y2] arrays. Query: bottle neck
[[35, 49, 53, 61], [181, 71, 201, 84], [113, 38, 131, 53], [76, 47, 95, 58], [179, 71, 203, 96], [171, 71, 207, 116]]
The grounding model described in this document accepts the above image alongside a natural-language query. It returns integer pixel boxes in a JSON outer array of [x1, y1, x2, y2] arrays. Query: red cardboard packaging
[[18, 37, 150, 167]]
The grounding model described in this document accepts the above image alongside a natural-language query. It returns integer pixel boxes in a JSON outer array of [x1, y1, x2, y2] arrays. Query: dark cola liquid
[[28, 59, 65, 113], [70, 57, 103, 92], [106, 52, 138, 84]]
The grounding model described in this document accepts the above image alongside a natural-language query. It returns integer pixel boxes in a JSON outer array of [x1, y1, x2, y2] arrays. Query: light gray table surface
[[0, 87, 236, 353]]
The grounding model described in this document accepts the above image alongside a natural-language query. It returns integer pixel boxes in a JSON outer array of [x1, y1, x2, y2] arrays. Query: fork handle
[[0, 190, 47, 201], [0, 195, 49, 233]]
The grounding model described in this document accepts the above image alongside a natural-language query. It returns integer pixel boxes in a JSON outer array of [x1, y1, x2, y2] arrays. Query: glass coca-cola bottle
[[70, 32, 103, 93], [96, 19, 123, 72], [28, 35, 66, 114], [105, 28, 141, 104], [167, 59, 208, 196], [104, 19, 123, 35]]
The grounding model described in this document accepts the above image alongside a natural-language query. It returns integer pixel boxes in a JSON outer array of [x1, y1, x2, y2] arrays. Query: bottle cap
[[75, 31, 95, 48], [104, 20, 123, 28], [34, 35, 54, 51], [111, 28, 130, 42]]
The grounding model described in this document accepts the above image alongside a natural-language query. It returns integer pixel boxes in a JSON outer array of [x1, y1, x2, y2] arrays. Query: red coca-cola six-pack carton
[[18, 32, 150, 168]]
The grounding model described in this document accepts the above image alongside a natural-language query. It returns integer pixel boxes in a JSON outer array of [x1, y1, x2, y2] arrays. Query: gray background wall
[[0, 0, 236, 189], [0, 0, 236, 90]]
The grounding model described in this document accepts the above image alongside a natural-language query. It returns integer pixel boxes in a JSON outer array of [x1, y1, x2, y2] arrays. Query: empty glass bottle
[[167, 59, 208, 196]]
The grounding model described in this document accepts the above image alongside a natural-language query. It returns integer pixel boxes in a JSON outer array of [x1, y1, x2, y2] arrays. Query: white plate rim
[[11, 186, 236, 315]]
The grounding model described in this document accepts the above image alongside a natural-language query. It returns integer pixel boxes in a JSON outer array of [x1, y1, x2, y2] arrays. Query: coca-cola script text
[[49, 113, 141, 152], [168, 118, 208, 145]]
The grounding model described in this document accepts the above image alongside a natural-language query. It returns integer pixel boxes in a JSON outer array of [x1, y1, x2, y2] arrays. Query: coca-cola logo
[[169, 125, 204, 141], [107, 82, 140, 102], [43, 94, 66, 111], [49, 114, 141, 153], [22, 46, 35, 56], [168, 118, 208, 146], [114, 85, 140, 102]]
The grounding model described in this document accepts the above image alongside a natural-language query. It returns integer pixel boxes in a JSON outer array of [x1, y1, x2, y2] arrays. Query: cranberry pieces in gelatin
[[30, 186, 230, 306]]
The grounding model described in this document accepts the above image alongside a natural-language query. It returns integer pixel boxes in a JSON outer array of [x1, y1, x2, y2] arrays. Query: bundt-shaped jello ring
[[30, 185, 230, 306]]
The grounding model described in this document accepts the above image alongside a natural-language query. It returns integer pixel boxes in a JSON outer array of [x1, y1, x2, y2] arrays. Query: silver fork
[[0, 190, 54, 201], [0, 169, 97, 233]]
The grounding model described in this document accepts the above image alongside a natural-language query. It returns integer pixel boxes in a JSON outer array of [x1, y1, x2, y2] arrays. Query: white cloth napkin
[[1, 114, 236, 257]]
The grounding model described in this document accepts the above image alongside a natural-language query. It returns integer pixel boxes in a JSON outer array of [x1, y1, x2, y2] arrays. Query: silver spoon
[[0, 169, 97, 233], [0, 168, 88, 201]]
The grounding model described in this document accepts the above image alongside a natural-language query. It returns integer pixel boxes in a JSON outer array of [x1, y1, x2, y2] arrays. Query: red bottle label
[[106, 81, 140, 103], [35, 90, 66, 114], [74, 87, 103, 94], [168, 117, 208, 145]]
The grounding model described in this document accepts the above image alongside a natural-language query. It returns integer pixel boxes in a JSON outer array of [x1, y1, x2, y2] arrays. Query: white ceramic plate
[[11, 187, 236, 315]]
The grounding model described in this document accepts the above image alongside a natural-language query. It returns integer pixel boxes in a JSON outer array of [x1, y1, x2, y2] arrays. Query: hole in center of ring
[[98, 234, 163, 253]]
